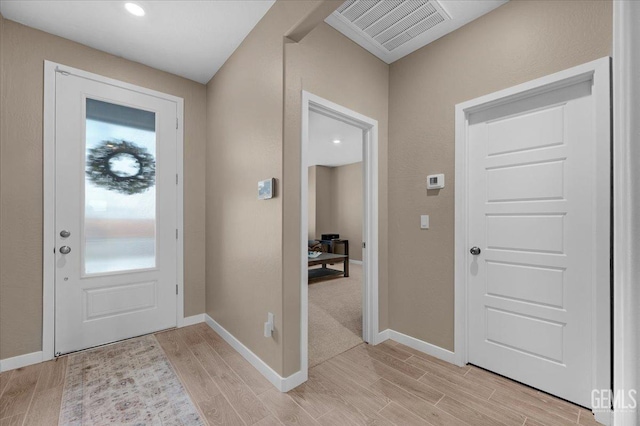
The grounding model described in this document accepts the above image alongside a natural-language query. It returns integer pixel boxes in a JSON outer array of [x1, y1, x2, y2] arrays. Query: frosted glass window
[[84, 99, 156, 275]]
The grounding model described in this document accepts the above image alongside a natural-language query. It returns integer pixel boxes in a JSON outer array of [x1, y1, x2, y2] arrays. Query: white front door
[[54, 71, 178, 355], [466, 71, 609, 407]]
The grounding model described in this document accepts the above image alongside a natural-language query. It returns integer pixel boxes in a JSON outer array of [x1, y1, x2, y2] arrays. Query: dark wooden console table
[[308, 253, 349, 282]]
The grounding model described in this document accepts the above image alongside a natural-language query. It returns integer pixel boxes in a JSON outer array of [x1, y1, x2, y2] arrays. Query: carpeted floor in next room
[[308, 262, 363, 368]]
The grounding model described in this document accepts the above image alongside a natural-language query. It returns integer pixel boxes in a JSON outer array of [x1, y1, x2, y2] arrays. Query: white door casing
[[455, 58, 611, 412], [300, 91, 379, 383], [613, 2, 640, 425], [44, 62, 185, 357]]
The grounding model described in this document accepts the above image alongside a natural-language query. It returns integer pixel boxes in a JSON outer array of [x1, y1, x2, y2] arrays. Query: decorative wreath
[[86, 139, 156, 195]]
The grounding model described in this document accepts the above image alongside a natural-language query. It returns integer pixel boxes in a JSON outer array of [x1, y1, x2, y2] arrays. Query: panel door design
[[467, 79, 601, 407], [54, 72, 178, 355]]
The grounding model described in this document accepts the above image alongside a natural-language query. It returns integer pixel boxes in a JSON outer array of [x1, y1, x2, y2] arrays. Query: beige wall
[[388, 0, 613, 351], [206, 0, 388, 377], [282, 21, 389, 376], [311, 165, 333, 239], [205, 1, 321, 375], [0, 18, 207, 360], [331, 162, 363, 262], [307, 167, 316, 240]]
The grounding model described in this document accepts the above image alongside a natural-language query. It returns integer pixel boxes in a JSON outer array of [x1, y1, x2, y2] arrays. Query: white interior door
[[54, 71, 178, 355], [466, 74, 609, 407]]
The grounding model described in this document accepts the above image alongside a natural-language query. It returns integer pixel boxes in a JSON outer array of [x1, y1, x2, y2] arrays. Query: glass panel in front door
[[84, 98, 157, 275]]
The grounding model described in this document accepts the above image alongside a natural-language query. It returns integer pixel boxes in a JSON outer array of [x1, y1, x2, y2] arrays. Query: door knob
[[60, 230, 70, 238], [59, 246, 71, 255], [470, 247, 481, 255]]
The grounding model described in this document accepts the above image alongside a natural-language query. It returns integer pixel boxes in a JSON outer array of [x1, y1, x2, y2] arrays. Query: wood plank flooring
[[0, 324, 601, 425]]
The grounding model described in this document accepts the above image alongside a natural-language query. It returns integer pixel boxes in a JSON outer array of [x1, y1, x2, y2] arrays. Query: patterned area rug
[[59, 334, 203, 425]]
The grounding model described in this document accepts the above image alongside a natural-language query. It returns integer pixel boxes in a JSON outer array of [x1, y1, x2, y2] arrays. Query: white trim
[[43, 61, 57, 362], [591, 58, 613, 426], [388, 330, 457, 365], [454, 58, 612, 409], [453, 100, 468, 369], [175, 95, 186, 328], [612, 2, 639, 425], [376, 329, 391, 344], [0, 352, 44, 373], [300, 93, 310, 384], [204, 315, 304, 392], [349, 259, 363, 265], [42, 61, 186, 360], [281, 370, 307, 392], [300, 91, 380, 383], [375, 328, 456, 364], [179, 314, 205, 327]]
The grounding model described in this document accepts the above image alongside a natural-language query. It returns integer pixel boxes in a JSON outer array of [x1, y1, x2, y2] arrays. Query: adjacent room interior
[[307, 110, 364, 367], [0, 0, 635, 425]]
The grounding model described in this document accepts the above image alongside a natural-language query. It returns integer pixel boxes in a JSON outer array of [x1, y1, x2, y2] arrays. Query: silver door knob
[[59, 246, 71, 255], [470, 247, 481, 255], [60, 230, 70, 238]]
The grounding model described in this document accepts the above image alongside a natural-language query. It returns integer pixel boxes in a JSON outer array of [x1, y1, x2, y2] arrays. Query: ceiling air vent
[[326, 0, 452, 63]]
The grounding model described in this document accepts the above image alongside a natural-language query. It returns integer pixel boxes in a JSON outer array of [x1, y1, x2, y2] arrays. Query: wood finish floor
[[0, 323, 601, 425]]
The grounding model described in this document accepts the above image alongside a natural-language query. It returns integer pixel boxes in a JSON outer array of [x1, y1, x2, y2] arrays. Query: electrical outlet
[[264, 312, 274, 338]]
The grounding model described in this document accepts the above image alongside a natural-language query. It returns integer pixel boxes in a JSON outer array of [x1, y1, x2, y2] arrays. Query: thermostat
[[427, 174, 445, 190]]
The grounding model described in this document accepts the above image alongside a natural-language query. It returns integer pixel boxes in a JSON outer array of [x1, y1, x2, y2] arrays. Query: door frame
[[613, 2, 640, 425], [454, 57, 611, 420], [300, 91, 379, 376], [42, 61, 185, 361]]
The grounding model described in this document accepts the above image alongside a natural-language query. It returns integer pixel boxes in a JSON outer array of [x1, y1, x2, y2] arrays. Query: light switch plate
[[421, 215, 429, 229]]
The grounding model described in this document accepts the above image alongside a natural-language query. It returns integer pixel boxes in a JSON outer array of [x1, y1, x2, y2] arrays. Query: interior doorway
[[300, 92, 379, 376], [306, 110, 364, 367]]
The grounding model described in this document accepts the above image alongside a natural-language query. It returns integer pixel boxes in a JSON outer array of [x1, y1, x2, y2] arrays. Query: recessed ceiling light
[[125, 2, 145, 17], [332, 139, 341, 144]]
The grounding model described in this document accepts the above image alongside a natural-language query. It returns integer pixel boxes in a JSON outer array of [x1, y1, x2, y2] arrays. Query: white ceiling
[[0, 0, 275, 84], [326, 0, 508, 64], [308, 111, 362, 168], [0, 0, 508, 83]]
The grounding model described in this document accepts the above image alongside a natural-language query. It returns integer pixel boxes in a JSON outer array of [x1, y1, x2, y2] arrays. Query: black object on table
[[318, 239, 349, 258], [321, 233, 340, 240]]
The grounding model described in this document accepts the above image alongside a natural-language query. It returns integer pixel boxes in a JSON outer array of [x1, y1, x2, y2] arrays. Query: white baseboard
[[281, 369, 307, 392], [375, 328, 390, 344], [0, 351, 43, 373], [349, 259, 363, 265], [179, 314, 205, 327], [0, 316, 205, 373], [204, 314, 304, 392], [595, 409, 612, 426], [376, 329, 457, 366]]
